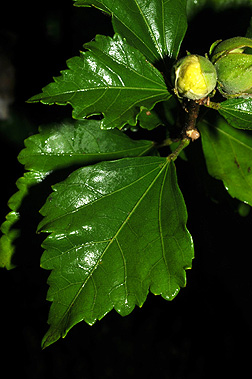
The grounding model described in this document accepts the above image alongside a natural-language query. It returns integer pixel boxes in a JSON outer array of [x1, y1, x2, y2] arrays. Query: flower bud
[[210, 37, 252, 98], [172, 55, 217, 101]]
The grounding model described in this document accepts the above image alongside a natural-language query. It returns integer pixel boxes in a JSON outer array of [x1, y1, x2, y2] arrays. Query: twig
[[182, 100, 201, 141]]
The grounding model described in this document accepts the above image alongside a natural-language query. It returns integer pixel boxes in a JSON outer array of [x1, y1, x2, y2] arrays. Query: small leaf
[[137, 107, 164, 130], [28, 34, 171, 130], [74, 0, 187, 63], [199, 117, 252, 205], [39, 156, 194, 348], [218, 98, 252, 130], [0, 119, 153, 269], [138, 98, 176, 130]]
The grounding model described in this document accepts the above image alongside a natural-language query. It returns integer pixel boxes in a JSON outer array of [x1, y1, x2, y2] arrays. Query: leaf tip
[[26, 93, 42, 103], [41, 328, 61, 350]]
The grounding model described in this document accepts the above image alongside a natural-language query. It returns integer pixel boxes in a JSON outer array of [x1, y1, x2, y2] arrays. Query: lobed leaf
[[74, 0, 187, 63], [38, 156, 194, 348], [199, 117, 252, 205], [218, 98, 252, 130], [28, 34, 171, 130], [0, 119, 153, 269]]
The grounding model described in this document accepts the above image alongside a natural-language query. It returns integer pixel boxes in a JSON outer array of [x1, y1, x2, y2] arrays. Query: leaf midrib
[[69, 158, 169, 319], [43, 86, 168, 97], [90, 0, 163, 61], [28, 146, 152, 158], [134, 0, 163, 59]]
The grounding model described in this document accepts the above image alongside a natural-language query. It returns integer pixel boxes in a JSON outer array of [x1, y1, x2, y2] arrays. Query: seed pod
[[172, 54, 217, 101], [210, 36, 252, 98]]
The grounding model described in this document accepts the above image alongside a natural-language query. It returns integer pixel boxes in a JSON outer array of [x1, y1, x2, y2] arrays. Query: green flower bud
[[172, 55, 217, 101], [210, 37, 252, 98]]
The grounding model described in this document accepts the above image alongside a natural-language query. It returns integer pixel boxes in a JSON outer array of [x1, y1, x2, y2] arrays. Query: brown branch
[[182, 99, 201, 141]]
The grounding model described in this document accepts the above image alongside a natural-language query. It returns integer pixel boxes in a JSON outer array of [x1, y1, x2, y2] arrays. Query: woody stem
[[182, 100, 200, 137]]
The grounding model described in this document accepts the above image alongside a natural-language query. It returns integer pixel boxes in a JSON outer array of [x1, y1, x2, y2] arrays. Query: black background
[[1, 1, 252, 378]]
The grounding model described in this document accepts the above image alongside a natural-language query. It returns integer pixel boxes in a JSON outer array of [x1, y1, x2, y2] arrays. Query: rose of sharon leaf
[[28, 34, 171, 130], [39, 156, 194, 348]]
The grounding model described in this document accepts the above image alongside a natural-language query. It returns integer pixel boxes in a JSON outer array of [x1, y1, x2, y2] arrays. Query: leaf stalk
[[168, 138, 190, 161]]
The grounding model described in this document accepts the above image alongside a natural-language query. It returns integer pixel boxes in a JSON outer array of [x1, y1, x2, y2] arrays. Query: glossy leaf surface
[[74, 0, 187, 63], [199, 118, 252, 205], [39, 156, 194, 348], [18, 119, 154, 172], [0, 119, 153, 269], [28, 34, 171, 130], [218, 98, 252, 130]]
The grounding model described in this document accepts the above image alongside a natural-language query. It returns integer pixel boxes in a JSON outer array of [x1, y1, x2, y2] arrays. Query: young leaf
[[39, 156, 194, 348], [0, 119, 154, 269], [137, 107, 164, 130], [74, 0, 187, 63], [28, 34, 171, 130], [199, 117, 252, 205], [138, 98, 176, 130], [218, 98, 252, 130]]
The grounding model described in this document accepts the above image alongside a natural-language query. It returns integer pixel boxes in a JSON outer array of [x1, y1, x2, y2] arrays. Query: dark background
[[1, 1, 252, 378]]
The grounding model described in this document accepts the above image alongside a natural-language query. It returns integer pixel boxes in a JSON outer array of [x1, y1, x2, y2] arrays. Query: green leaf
[[137, 107, 164, 130], [38, 156, 194, 348], [199, 117, 252, 205], [0, 119, 154, 269], [74, 0, 187, 63], [0, 171, 49, 270], [0, 212, 20, 270], [138, 98, 176, 130], [18, 119, 154, 172], [28, 34, 171, 130], [218, 98, 252, 130]]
